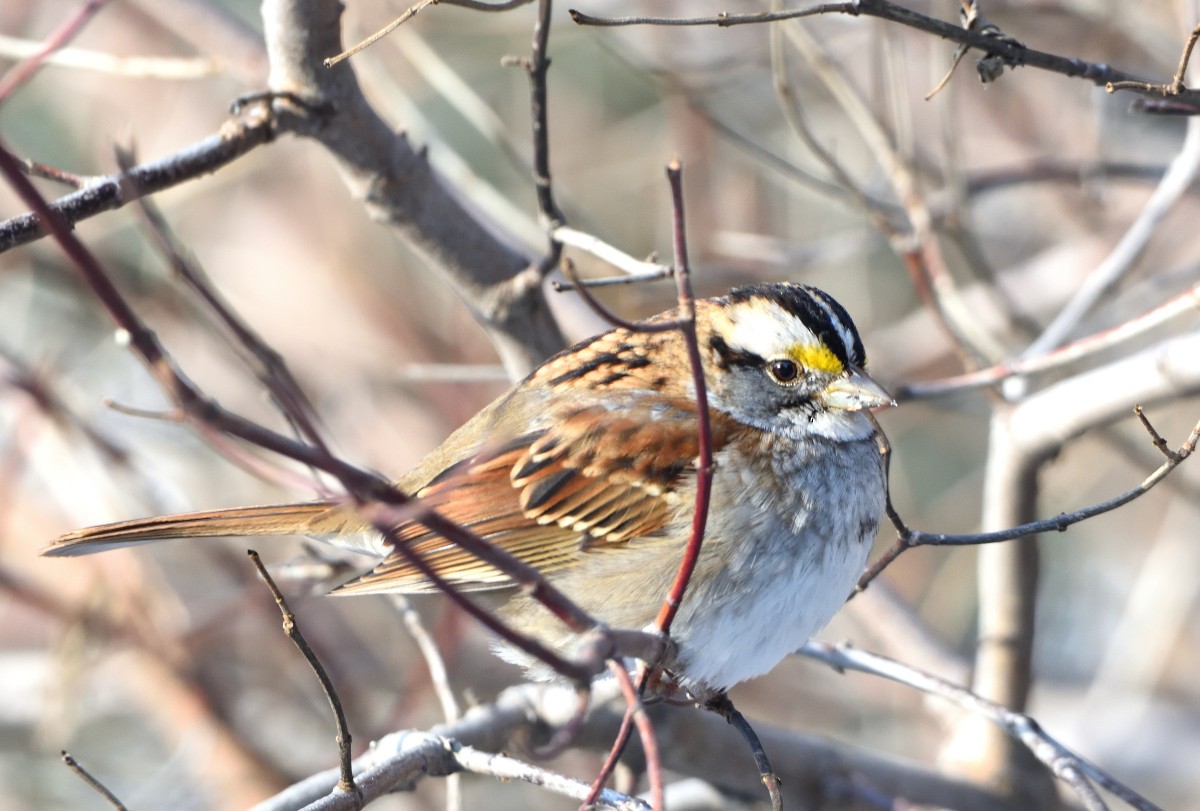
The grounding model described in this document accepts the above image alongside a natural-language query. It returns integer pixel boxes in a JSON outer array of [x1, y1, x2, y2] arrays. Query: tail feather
[[42, 503, 338, 557]]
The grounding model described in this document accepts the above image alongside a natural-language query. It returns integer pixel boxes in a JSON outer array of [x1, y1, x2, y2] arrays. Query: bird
[[43, 282, 892, 692]]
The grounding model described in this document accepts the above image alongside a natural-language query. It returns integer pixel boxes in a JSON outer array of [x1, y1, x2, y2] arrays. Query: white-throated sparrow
[[44, 282, 891, 690]]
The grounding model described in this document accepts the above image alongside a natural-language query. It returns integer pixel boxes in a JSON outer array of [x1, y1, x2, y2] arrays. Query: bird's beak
[[821, 368, 895, 412]]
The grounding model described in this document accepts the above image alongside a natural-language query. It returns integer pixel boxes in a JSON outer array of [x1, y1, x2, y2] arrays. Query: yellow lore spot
[[789, 343, 844, 375]]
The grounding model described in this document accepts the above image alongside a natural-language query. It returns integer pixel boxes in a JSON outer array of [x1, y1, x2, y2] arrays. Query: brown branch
[[248, 550, 361, 801], [122, 160, 330, 455], [1107, 24, 1200, 98], [651, 159, 712, 637]]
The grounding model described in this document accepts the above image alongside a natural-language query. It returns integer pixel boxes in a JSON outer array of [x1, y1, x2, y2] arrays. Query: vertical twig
[[651, 160, 713, 635], [247, 550, 362, 802], [525, 0, 566, 275]]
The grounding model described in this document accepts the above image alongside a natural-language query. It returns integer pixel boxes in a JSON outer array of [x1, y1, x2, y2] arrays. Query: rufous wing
[[333, 396, 726, 596]]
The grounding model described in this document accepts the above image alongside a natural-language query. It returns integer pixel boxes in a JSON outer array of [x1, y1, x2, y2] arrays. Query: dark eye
[[768, 359, 799, 384]]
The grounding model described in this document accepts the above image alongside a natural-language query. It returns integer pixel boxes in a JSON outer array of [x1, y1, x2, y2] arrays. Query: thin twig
[[651, 160, 713, 636], [798, 642, 1161, 811], [1107, 24, 1200, 97], [899, 281, 1200, 399], [325, 0, 534, 65], [247, 550, 361, 801], [455, 743, 648, 810], [61, 750, 128, 811], [604, 661, 663, 811], [703, 693, 783, 811], [0, 0, 114, 103], [571, 0, 1171, 104], [122, 153, 331, 456], [325, 0, 437, 66], [391, 595, 462, 811], [857, 412, 1200, 590], [524, 0, 567, 277]]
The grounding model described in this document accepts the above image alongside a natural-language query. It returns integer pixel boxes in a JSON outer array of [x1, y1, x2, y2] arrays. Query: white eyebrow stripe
[[725, 303, 818, 357]]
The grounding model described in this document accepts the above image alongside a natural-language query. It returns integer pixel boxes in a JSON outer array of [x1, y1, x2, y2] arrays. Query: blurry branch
[[391, 595, 463, 811], [963, 407, 1048, 800], [60, 750, 128, 811], [768, 12, 882, 223], [1, 0, 568, 377], [0, 107, 276, 252], [0, 0, 113, 102], [898, 280, 1200, 400], [0, 565, 290, 802], [124, 0, 268, 83], [261, 0, 564, 378], [798, 642, 1162, 811], [0, 34, 219, 79], [962, 160, 1172, 195], [125, 168, 330, 455], [0, 345, 131, 468], [1025, 117, 1200, 357], [777, 18, 1001, 365], [248, 550, 360, 800], [391, 597, 460, 725]]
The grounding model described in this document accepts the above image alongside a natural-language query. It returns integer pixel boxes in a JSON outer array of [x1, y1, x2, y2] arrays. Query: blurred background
[[1, 0, 1199, 808]]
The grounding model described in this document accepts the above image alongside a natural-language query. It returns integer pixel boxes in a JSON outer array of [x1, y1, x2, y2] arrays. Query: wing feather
[[334, 396, 728, 596]]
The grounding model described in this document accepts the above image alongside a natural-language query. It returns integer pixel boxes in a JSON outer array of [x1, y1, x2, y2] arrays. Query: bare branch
[[798, 642, 1162, 811], [248, 550, 361, 800], [0, 108, 276, 252], [261, 0, 563, 377], [572, 0, 1169, 104]]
